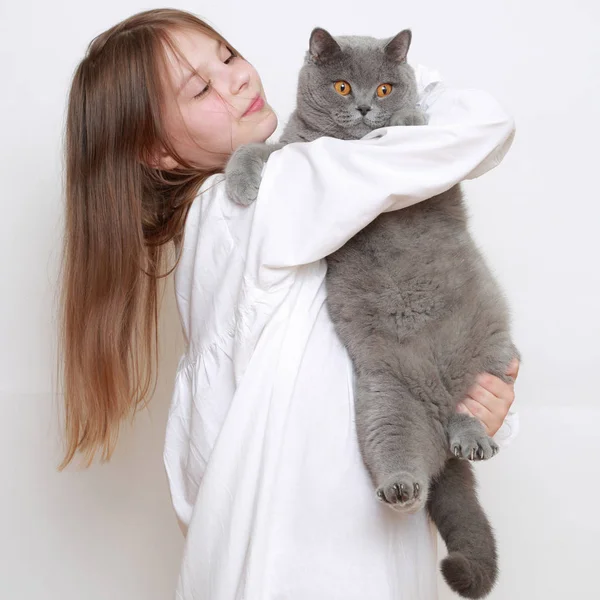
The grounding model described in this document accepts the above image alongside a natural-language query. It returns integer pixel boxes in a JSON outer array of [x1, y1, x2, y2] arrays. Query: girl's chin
[[262, 109, 278, 138], [247, 114, 278, 144]]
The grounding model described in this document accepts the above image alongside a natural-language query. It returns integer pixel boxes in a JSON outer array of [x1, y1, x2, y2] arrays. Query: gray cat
[[224, 28, 520, 599]]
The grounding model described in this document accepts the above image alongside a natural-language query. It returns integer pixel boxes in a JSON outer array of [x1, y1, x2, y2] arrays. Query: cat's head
[[296, 28, 418, 139]]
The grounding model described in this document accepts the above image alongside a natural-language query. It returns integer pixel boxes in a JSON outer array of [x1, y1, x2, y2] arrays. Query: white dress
[[163, 65, 519, 600]]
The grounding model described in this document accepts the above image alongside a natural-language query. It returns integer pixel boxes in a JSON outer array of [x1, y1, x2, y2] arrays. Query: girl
[[57, 8, 520, 600]]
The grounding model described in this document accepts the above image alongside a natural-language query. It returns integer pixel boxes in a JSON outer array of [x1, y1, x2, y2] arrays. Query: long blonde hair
[[56, 8, 244, 470]]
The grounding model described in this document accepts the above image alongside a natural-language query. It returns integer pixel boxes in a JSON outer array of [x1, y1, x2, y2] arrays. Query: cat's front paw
[[225, 167, 261, 207], [447, 414, 499, 461], [450, 432, 499, 461], [224, 144, 266, 207], [376, 471, 428, 514], [389, 109, 428, 127]]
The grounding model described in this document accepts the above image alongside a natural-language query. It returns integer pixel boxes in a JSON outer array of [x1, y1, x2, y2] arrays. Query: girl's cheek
[[188, 111, 223, 140]]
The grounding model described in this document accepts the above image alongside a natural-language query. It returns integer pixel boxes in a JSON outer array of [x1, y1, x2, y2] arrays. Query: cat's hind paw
[[376, 471, 428, 514]]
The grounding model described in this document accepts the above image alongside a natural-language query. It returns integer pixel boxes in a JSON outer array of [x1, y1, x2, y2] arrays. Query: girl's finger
[[506, 358, 520, 380], [475, 373, 514, 403], [456, 402, 475, 418], [458, 398, 494, 436], [462, 393, 495, 422]]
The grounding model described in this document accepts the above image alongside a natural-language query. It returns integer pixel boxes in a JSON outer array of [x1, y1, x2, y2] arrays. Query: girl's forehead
[[166, 29, 220, 68], [163, 29, 222, 89]]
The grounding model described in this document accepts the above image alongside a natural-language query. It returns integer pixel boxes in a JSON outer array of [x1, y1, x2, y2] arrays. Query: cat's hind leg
[[354, 369, 446, 514]]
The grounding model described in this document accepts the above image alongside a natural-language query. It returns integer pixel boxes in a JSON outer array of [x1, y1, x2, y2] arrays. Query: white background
[[1, 0, 598, 598]]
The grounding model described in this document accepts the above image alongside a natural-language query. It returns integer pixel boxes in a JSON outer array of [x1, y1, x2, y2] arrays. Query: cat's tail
[[426, 457, 498, 599]]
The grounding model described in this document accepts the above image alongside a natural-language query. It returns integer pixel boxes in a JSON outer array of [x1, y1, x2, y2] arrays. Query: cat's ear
[[384, 29, 412, 63], [309, 28, 342, 63]]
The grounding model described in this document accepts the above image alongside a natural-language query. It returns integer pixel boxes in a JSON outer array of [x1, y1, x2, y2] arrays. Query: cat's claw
[[450, 437, 499, 461]]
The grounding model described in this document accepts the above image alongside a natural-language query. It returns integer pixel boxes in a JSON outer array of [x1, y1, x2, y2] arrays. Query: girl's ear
[[384, 29, 412, 63], [145, 147, 179, 170], [309, 28, 342, 63]]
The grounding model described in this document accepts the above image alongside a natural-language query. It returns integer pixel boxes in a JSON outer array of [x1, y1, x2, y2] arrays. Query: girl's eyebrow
[[177, 38, 221, 94]]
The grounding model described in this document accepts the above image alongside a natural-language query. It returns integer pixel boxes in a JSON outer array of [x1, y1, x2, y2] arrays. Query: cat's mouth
[[334, 114, 382, 133], [355, 115, 380, 129]]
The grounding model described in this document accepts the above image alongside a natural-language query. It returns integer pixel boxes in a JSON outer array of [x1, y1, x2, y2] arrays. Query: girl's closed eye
[[193, 85, 209, 100], [193, 52, 235, 99]]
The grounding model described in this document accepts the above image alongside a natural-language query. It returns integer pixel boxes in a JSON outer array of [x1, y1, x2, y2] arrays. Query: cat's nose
[[357, 105, 371, 116]]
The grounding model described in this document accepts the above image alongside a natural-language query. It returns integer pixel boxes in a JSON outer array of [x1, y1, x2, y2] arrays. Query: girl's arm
[[247, 67, 515, 281]]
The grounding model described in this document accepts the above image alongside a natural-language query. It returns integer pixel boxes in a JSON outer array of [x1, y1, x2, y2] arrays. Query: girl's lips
[[243, 94, 265, 116]]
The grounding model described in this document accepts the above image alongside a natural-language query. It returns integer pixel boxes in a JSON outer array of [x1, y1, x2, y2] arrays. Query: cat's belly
[[324, 225, 509, 364], [327, 261, 447, 340], [325, 243, 467, 337]]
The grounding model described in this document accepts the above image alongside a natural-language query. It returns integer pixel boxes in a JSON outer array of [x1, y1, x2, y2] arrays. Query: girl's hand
[[456, 359, 520, 437]]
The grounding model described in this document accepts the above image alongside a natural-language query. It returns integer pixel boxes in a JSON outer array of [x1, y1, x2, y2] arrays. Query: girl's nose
[[231, 67, 250, 96]]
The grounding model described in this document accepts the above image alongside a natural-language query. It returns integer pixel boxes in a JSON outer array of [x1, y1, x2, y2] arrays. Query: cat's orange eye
[[334, 81, 352, 96], [376, 83, 393, 98]]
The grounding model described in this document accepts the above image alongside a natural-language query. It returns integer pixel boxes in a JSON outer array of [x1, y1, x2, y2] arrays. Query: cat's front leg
[[224, 142, 286, 206], [389, 108, 428, 127]]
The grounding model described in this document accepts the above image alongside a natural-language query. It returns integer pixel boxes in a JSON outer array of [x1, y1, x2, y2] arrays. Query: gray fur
[[224, 27, 520, 599]]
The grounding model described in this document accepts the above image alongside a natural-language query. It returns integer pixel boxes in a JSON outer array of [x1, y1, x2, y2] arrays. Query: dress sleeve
[[247, 65, 515, 278]]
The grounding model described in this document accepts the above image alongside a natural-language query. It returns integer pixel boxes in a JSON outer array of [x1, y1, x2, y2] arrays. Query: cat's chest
[[329, 212, 445, 272], [325, 208, 474, 306]]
